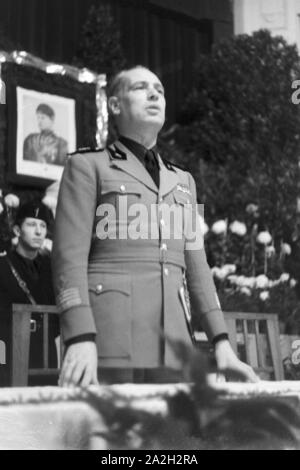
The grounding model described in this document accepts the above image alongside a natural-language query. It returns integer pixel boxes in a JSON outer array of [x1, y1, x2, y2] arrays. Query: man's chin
[[29, 244, 42, 250], [142, 116, 165, 129]]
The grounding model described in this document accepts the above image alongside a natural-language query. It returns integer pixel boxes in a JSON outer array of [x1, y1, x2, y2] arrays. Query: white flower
[[198, 214, 209, 236], [41, 238, 53, 252], [241, 276, 256, 289], [4, 193, 20, 208], [11, 236, 19, 246], [290, 279, 297, 288], [0, 202, 4, 215], [223, 264, 236, 276], [229, 221, 247, 236], [211, 267, 222, 279], [218, 268, 228, 280], [266, 245, 275, 257], [211, 219, 227, 235], [280, 272, 290, 283], [259, 291, 270, 301], [228, 275, 255, 289], [240, 287, 252, 296], [256, 231, 272, 245], [282, 243, 291, 256], [256, 274, 269, 289], [235, 276, 247, 287]]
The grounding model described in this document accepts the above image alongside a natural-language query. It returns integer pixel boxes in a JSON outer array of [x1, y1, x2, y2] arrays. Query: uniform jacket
[[52, 140, 227, 369], [23, 130, 68, 166]]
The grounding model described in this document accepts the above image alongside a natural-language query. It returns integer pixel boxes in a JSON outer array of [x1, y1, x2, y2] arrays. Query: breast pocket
[[88, 272, 132, 358], [100, 180, 142, 208]]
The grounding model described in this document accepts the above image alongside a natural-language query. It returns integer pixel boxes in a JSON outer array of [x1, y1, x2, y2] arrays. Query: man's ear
[[12, 225, 20, 238], [108, 96, 121, 116]]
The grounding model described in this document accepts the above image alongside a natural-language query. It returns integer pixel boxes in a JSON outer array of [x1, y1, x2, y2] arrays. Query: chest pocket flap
[[101, 180, 142, 196], [88, 274, 130, 296]]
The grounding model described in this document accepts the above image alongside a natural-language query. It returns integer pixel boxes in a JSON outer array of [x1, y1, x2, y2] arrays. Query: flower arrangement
[[0, 190, 20, 251], [203, 205, 300, 332]]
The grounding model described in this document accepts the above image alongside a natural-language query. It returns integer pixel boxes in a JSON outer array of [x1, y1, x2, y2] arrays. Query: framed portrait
[[3, 62, 97, 187], [16, 87, 76, 181]]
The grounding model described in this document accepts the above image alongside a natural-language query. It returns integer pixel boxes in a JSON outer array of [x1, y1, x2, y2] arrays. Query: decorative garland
[[0, 50, 108, 147]]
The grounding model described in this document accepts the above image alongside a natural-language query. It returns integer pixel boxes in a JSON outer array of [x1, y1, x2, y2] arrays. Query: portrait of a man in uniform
[[23, 103, 68, 166], [16, 87, 76, 181]]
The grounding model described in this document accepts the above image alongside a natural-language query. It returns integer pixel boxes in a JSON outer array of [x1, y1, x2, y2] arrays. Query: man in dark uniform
[[53, 65, 258, 386], [23, 103, 68, 166], [0, 201, 58, 386]]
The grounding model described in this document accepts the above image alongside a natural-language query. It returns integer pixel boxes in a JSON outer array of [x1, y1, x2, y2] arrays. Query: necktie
[[144, 149, 160, 188]]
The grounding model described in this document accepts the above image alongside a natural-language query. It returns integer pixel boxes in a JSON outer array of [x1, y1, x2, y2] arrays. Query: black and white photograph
[[16, 87, 76, 181], [1, 0, 300, 453]]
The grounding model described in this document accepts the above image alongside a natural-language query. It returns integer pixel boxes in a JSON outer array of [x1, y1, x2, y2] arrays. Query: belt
[[89, 246, 186, 269]]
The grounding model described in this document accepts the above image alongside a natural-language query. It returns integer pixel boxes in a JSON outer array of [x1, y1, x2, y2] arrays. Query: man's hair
[[36, 103, 55, 119], [107, 65, 152, 99]]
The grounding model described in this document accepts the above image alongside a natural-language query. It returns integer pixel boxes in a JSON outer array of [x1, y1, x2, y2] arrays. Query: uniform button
[[159, 196, 163, 203], [161, 243, 167, 250], [160, 219, 165, 226], [164, 268, 169, 276], [120, 185, 126, 192], [96, 284, 103, 294]]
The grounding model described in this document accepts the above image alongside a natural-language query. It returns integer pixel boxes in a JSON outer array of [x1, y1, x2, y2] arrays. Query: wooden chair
[[224, 311, 284, 380], [11, 304, 61, 386]]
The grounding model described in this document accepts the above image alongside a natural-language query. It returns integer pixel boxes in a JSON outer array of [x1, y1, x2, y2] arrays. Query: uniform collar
[[118, 136, 158, 165], [109, 139, 179, 197]]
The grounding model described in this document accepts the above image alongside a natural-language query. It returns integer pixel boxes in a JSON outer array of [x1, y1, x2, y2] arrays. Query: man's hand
[[59, 341, 99, 388], [214, 339, 260, 383]]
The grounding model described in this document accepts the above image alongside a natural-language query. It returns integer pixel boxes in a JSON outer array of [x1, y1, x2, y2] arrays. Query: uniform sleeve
[[184, 173, 228, 341], [52, 153, 98, 343]]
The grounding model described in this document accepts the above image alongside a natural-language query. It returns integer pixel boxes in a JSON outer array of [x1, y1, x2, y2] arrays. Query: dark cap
[[36, 103, 55, 119], [15, 201, 53, 226]]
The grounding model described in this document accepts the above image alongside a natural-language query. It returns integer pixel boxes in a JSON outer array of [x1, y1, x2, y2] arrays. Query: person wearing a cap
[[23, 103, 68, 166], [0, 201, 59, 386], [53, 65, 259, 386]]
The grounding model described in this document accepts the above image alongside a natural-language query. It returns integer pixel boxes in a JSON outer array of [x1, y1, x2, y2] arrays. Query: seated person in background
[[0, 201, 59, 386]]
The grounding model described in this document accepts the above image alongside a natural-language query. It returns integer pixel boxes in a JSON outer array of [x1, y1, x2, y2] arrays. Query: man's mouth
[[147, 105, 160, 111]]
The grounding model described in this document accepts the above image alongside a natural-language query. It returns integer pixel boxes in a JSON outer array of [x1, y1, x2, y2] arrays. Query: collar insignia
[[108, 145, 127, 161]]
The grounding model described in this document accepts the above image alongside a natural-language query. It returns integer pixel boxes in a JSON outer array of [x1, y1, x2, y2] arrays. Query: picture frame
[[16, 86, 76, 182], [3, 62, 97, 188]]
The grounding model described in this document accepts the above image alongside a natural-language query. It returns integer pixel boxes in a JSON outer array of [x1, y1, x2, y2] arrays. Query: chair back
[[225, 311, 284, 380], [11, 304, 61, 386]]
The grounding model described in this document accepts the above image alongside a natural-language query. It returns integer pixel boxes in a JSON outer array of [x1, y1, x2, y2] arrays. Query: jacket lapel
[[109, 141, 158, 194], [158, 154, 180, 197]]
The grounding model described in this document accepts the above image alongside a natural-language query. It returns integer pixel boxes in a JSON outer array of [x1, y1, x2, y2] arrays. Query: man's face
[[37, 112, 54, 131], [16, 218, 47, 251], [114, 68, 166, 132]]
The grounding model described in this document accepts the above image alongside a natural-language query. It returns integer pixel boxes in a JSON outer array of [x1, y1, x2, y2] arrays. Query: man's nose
[[147, 86, 159, 100], [35, 225, 42, 234]]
